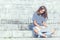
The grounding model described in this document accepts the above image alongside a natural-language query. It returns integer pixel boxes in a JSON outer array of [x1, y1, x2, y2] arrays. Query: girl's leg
[[45, 32, 52, 38], [43, 27, 56, 34], [38, 31, 46, 38], [33, 27, 40, 34], [34, 28, 38, 35], [40, 26, 56, 38], [44, 28, 56, 38], [33, 27, 40, 38], [33, 27, 46, 38]]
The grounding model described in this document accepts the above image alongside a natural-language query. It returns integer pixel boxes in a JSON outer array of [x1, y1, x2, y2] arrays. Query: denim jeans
[[33, 26, 52, 38]]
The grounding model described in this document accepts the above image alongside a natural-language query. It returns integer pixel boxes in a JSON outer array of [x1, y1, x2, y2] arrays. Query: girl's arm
[[43, 22, 47, 27], [33, 20, 42, 29]]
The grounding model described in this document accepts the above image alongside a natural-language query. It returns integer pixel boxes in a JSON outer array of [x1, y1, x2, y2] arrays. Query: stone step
[[0, 38, 60, 40], [0, 30, 59, 38], [0, 24, 19, 31], [0, 30, 32, 38], [0, 19, 59, 24], [0, 24, 60, 30], [0, 24, 30, 30]]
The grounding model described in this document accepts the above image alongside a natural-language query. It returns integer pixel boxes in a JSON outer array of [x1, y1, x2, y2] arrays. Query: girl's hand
[[43, 22, 47, 27], [36, 25, 42, 29], [37, 25, 42, 29]]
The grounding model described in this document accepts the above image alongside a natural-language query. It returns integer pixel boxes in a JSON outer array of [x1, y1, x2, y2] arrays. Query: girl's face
[[39, 9, 45, 14]]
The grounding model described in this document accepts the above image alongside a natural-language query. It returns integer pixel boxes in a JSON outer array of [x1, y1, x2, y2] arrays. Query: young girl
[[32, 6, 55, 38]]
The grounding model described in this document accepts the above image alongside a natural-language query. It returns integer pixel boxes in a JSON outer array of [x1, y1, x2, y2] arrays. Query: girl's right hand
[[37, 25, 42, 29]]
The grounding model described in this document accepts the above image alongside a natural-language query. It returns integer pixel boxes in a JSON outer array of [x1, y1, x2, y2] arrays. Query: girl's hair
[[36, 6, 48, 18]]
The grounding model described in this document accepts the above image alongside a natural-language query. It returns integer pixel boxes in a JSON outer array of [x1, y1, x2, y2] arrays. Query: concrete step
[[0, 24, 19, 31], [0, 30, 59, 38], [0, 38, 60, 40], [0, 19, 59, 24], [0, 24, 33, 30], [0, 24, 60, 31], [0, 30, 32, 38], [0, 24, 30, 30]]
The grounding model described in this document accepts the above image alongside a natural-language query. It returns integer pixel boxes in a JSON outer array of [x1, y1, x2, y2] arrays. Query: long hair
[[37, 6, 48, 18]]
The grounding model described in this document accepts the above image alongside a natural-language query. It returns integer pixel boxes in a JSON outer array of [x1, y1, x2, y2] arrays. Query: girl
[[32, 6, 55, 38]]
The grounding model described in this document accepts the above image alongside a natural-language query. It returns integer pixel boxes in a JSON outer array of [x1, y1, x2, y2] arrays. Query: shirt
[[32, 12, 47, 26]]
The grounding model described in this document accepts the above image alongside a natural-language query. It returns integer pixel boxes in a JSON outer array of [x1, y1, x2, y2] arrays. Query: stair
[[0, 23, 60, 38], [0, 0, 60, 40], [0, 30, 60, 38], [0, 38, 59, 40]]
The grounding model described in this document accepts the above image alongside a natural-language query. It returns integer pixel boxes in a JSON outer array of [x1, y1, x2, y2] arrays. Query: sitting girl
[[32, 6, 55, 38]]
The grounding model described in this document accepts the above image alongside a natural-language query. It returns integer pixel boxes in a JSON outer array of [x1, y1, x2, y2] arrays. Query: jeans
[[33, 26, 52, 38]]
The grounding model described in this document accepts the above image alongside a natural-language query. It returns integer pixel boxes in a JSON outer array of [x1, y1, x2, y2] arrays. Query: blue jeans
[[33, 26, 52, 38]]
